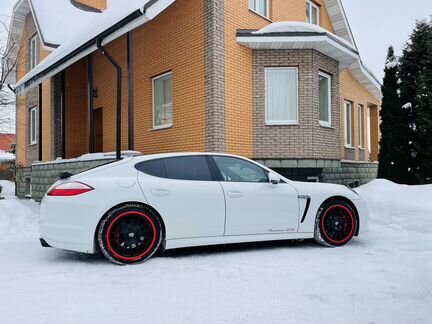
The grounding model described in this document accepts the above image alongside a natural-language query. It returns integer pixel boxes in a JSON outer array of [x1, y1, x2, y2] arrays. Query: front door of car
[[136, 156, 225, 240], [211, 156, 299, 236]]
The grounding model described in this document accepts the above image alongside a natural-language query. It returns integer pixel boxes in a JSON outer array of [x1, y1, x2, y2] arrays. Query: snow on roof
[[31, 0, 100, 47], [252, 21, 356, 50], [14, 0, 175, 93], [0, 151, 15, 162], [4, 0, 100, 84]]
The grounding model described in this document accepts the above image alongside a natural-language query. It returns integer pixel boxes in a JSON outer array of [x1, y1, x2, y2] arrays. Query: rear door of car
[[136, 155, 225, 240]]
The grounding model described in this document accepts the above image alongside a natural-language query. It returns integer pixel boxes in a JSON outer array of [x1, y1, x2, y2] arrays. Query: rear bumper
[[39, 190, 111, 254]]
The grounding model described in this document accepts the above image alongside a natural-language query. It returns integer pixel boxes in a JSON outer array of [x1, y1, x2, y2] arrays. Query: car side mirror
[[269, 173, 280, 185]]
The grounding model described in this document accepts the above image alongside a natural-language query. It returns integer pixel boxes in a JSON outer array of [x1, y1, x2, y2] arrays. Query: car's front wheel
[[98, 204, 163, 265], [314, 200, 357, 247]]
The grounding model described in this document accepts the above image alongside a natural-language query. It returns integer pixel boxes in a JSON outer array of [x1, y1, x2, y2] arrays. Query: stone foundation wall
[[322, 161, 378, 187], [16, 159, 116, 201], [16, 167, 32, 197], [259, 159, 378, 186]]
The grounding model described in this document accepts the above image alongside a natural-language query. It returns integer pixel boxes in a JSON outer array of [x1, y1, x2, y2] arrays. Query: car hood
[[289, 180, 361, 200]]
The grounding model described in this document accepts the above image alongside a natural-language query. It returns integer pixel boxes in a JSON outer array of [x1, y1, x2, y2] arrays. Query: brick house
[[4, 0, 381, 200]]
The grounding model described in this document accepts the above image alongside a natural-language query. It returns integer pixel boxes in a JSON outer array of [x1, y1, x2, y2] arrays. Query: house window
[[367, 105, 372, 152], [30, 35, 38, 70], [319, 72, 331, 127], [153, 72, 173, 129], [358, 104, 364, 148], [249, 0, 270, 19], [265, 67, 298, 125], [30, 106, 39, 145], [344, 101, 353, 147], [306, 0, 320, 25]]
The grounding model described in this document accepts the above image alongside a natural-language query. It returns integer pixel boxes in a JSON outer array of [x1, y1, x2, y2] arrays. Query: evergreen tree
[[399, 20, 432, 184], [414, 21, 432, 184], [378, 46, 407, 182]]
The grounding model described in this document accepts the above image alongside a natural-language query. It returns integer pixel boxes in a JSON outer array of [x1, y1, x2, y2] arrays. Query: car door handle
[[227, 191, 244, 198], [151, 189, 171, 197]]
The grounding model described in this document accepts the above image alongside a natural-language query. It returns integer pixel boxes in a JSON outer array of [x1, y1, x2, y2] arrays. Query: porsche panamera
[[39, 153, 368, 265]]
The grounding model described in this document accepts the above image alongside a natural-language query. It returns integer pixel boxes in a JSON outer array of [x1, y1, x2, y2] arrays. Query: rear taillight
[[47, 181, 94, 196]]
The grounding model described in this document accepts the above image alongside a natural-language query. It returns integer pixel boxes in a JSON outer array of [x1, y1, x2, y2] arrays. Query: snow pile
[[402, 102, 412, 109], [385, 58, 398, 69], [252, 21, 355, 49], [33, 150, 141, 165], [356, 179, 432, 233], [0, 150, 15, 162], [0, 181, 39, 241], [0, 151, 14, 161]]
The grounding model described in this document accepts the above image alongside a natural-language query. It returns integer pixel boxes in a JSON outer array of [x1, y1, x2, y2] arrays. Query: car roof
[[133, 152, 248, 162]]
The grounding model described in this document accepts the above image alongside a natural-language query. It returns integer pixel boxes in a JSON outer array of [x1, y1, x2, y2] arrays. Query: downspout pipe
[[96, 38, 122, 161]]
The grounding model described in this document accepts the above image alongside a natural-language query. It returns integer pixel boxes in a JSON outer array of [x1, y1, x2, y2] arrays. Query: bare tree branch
[[0, 17, 19, 134]]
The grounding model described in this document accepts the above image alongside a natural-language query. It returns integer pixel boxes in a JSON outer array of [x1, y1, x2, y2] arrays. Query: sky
[[0, 0, 431, 81]]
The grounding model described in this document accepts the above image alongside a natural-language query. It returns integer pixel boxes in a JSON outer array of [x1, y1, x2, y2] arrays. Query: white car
[[40, 153, 368, 265]]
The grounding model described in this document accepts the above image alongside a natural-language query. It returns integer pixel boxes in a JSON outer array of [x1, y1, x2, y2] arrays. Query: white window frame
[[152, 71, 173, 130], [344, 101, 353, 147], [265, 67, 299, 126], [306, 0, 320, 25], [358, 104, 364, 148], [30, 106, 38, 145], [319, 71, 332, 128], [249, 0, 271, 19], [30, 35, 38, 70]]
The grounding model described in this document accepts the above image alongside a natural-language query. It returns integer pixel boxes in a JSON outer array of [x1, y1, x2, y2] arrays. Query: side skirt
[[165, 232, 314, 250]]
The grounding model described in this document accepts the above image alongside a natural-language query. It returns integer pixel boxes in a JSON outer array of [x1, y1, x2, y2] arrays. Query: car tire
[[314, 200, 357, 247], [98, 203, 163, 265]]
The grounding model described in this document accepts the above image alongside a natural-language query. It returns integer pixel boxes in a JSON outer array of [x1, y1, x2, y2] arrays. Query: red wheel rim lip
[[106, 211, 157, 262], [321, 205, 355, 245]]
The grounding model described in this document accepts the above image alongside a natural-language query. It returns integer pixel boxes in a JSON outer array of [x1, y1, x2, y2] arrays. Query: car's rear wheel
[[314, 200, 357, 247], [98, 204, 162, 265]]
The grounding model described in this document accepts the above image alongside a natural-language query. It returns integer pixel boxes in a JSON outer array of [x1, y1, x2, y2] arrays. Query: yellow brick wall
[[224, 0, 335, 158], [76, 0, 106, 10], [40, 47, 53, 161], [16, 31, 28, 166], [16, 94, 27, 166], [88, 0, 206, 155], [340, 70, 380, 161], [65, 60, 89, 158]]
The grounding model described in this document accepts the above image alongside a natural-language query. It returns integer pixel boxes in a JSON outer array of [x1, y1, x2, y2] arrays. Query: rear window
[[135, 156, 212, 181], [164, 156, 212, 181], [135, 159, 167, 178]]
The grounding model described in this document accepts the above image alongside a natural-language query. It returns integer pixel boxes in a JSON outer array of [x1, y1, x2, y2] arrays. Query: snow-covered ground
[[0, 179, 431, 324]]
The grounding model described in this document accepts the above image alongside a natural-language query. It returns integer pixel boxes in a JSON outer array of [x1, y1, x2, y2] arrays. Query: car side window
[[163, 156, 213, 181], [213, 156, 268, 183], [135, 159, 167, 178]]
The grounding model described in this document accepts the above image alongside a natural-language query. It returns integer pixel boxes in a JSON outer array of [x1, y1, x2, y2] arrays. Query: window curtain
[[266, 69, 298, 122], [319, 75, 330, 122], [154, 75, 172, 127]]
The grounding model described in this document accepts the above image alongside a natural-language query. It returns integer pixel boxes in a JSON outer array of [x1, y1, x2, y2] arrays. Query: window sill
[[249, 9, 272, 22], [266, 121, 299, 126], [29, 142, 38, 147], [345, 145, 355, 150], [319, 122, 333, 129], [359, 147, 366, 150], [152, 124, 173, 131]]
